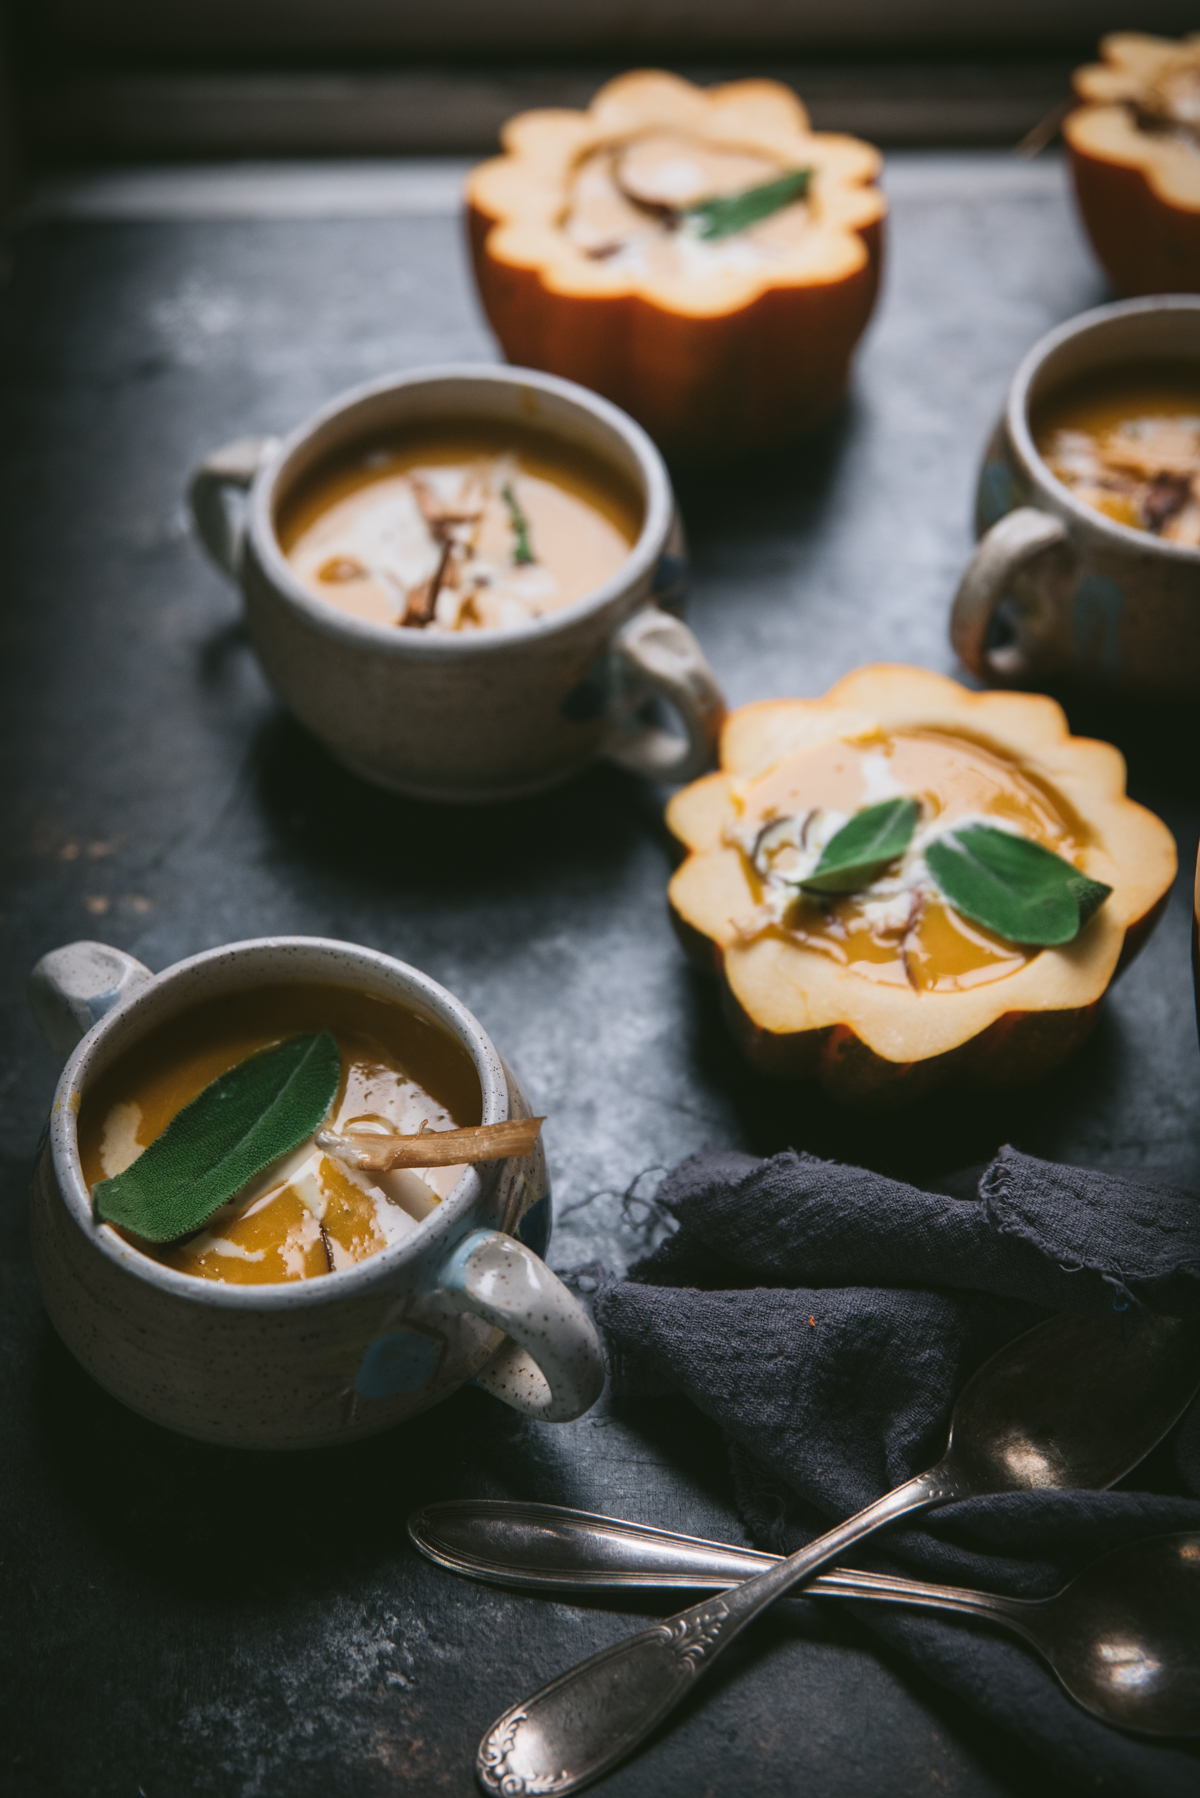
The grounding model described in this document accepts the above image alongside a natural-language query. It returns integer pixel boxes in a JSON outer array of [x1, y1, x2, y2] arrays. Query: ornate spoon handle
[[477, 1464, 962, 1796]]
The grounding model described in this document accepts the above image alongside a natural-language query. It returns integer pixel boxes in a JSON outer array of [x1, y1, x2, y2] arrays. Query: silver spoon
[[411, 1500, 1200, 1735], [476, 1311, 1200, 1795]]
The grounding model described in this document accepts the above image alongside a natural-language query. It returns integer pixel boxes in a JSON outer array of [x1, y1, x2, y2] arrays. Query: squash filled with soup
[[666, 665, 1176, 1105], [465, 69, 885, 462]]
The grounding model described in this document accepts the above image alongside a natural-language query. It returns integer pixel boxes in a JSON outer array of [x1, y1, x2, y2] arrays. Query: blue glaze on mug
[[978, 460, 1017, 530], [560, 664, 608, 723], [516, 1191, 550, 1259], [439, 1227, 491, 1295], [651, 550, 688, 615], [1072, 575, 1124, 675], [354, 1327, 444, 1399]]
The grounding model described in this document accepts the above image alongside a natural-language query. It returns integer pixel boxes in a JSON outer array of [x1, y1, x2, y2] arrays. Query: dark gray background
[[2, 152, 1197, 1796], [21, 1, 1200, 59]]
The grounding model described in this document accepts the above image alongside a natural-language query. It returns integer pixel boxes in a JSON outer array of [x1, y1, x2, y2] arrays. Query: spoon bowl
[[1036, 1532, 1200, 1734], [941, 1313, 1200, 1495]]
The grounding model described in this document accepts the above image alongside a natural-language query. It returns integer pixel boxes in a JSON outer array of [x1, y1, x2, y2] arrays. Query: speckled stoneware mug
[[189, 363, 725, 802], [952, 295, 1200, 698], [26, 935, 605, 1450]]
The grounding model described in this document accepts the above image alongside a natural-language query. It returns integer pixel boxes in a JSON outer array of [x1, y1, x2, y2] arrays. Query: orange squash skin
[[675, 920, 1120, 1110], [680, 910, 1167, 1110], [465, 74, 886, 464], [1068, 140, 1200, 296], [666, 667, 1178, 1110], [468, 202, 882, 460]]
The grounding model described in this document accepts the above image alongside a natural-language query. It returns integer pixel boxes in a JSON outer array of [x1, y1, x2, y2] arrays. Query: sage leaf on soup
[[925, 824, 1112, 947], [800, 798, 919, 895], [93, 1031, 341, 1243], [501, 481, 536, 565], [686, 168, 812, 242]]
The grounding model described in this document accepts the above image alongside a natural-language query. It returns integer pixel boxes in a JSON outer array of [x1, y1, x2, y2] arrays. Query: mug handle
[[950, 506, 1070, 682], [602, 607, 726, 783], [188, 435, 280, 579], [29, 941, 153, 1058], [439, 1229, 606, 1423]]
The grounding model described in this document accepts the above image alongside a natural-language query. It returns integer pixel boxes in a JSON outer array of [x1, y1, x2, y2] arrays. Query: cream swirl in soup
[[279, 424, 642, 633], [1033, 360, 1200, 544]]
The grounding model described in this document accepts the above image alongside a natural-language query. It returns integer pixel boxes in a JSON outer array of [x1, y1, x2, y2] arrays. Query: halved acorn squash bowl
[[1066, 32, 1200, 295], [666, 665, 1176, 1107], [466, 70, 886, 465]]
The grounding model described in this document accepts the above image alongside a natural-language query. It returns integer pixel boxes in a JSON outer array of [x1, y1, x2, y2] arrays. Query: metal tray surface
[[1, 152, 1198, 1798]]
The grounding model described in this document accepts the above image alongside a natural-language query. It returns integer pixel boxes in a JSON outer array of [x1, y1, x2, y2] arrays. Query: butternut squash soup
[[565, 134, 813, 277], [279, 424, 642, 633], [1033, 360, 1200, 543], [79, 984, 480, 1285], [725, 729, 1089, 993]]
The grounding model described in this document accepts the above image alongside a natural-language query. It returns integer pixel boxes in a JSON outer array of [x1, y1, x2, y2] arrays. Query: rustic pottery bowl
[[189, 364, 725, 802], [952, 295, 1200, 698], [27, 935, 605, 1450]]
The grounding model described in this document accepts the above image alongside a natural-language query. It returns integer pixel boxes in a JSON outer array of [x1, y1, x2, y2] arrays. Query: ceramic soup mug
[[27, 934, 605, 1450], [189, 363, 725, 802], [952, 295, 1200, 698]]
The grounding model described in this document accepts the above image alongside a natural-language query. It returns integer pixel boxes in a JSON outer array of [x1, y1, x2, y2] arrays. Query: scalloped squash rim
[[666, 665, 1177, 1067], [1067, 31, 1200, 212], [465, 69, 887, 320]]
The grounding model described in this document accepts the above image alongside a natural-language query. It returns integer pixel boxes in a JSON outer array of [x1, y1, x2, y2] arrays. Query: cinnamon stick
[[317, 1116, 545, 1171]]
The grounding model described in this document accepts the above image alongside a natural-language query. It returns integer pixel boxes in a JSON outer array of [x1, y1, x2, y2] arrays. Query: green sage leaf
[[686, 168, 813, 242], [925, 824, 1112, 947], [501, 481, 536, 565], [800, 798, 919, 895], [94, 1031, 341, 1243]]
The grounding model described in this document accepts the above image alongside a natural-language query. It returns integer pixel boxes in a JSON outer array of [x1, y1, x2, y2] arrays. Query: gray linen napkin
[[592, 1145, 1200, 1798]]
